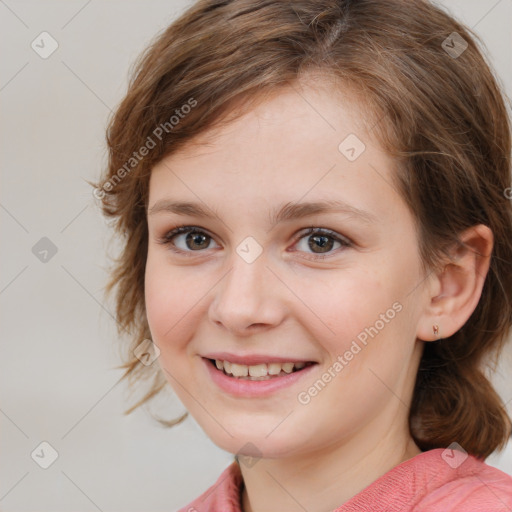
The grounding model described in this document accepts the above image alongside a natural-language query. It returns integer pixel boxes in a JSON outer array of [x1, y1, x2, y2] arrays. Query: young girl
[[93, 0, 512, 510]]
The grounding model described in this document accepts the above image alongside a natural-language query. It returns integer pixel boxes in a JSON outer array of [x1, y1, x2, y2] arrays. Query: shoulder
[[176, 460, 243, 512], [412, 449, 512, 511], [336, 448, 512, 512]]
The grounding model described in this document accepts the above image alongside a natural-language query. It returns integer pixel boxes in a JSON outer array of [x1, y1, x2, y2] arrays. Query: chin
[[204, 426, 302, 460]]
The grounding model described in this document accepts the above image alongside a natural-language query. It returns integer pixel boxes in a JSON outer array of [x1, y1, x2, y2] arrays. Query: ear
[[416, 224, 493, 341]]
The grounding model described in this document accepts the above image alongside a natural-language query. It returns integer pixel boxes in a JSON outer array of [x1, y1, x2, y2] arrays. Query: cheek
[[289, 267, 388, 350], [144, 254, 197, 351], [317, 263, 422, 397], [295, 261, 415, 366]]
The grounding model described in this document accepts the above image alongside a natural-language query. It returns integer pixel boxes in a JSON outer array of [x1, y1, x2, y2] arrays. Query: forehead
[[171, 76, 373, 160], [148, 79, 401, 222]]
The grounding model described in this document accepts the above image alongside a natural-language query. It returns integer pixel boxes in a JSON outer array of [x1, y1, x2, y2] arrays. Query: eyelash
[[156, 225, 352, 260]]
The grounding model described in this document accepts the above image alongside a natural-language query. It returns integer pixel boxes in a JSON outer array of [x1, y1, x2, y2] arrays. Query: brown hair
[[92, 0, 512, 458]]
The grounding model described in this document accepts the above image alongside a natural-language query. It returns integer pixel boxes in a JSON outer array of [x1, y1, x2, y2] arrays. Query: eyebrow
[[147, 199, 378, 226]]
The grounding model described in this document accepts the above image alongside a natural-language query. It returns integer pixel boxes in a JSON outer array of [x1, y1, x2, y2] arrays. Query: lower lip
[[202, 358, 318, 398]]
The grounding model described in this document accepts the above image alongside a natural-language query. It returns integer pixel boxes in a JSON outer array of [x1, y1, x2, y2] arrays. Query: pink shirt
[[177, 448, 512, 511]]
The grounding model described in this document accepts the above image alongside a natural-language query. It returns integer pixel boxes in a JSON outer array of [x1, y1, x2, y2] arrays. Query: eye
[[156, 225, 352, 259], [157, 226, 218, 255], [291, 227, 352, 260]]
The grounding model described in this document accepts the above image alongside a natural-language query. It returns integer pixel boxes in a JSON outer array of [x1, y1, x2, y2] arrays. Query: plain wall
[[1, 1, 511, 510]]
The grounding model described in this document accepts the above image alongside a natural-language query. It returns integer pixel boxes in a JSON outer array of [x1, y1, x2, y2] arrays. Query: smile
[[211, 359, 313, 380], [202, 357, 318, 397]]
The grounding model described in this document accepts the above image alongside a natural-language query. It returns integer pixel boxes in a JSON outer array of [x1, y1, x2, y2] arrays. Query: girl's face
[[145, 79, 429, 460]]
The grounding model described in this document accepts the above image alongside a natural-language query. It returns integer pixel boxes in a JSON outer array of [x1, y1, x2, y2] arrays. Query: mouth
[[206, 358, 317, 381]]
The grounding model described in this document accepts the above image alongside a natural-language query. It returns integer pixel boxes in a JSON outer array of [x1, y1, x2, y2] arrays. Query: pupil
[[187, 232, 209, 250], [310, 235, 333, 253]]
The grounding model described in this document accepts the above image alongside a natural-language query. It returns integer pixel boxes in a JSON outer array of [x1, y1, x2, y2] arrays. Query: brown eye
[[158, 226, 218, 254], [307, 234, 336, 253], [184, 231, 211, 250], [293, 228, 352, 259]]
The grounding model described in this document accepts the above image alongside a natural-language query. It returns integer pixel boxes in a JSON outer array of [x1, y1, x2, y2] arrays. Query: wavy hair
[[92, 0, 512, 457]]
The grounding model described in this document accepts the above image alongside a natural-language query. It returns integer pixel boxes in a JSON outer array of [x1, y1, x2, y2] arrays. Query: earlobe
[[416, 224, 493, 342]]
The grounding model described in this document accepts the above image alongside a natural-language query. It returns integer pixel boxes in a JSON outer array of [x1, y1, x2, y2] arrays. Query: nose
[[208, 251, 286, 335]]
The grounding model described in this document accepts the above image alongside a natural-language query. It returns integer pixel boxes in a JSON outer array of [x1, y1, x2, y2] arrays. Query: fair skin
[[144, 77, 493, 512]]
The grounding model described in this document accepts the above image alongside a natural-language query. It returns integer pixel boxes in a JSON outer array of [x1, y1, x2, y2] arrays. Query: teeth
[[230, 363, 248, 377], [249, 364, 268, 377], [268, 363, 282, 375], [282, 362, 294, 374], [213, 359, 310, 378]]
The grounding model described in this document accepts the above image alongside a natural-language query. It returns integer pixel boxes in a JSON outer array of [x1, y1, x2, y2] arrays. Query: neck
[[240, 421, 421, 512]]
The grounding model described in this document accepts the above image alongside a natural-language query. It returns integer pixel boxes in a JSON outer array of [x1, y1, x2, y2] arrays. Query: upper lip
[[202, 352, 317, 366]]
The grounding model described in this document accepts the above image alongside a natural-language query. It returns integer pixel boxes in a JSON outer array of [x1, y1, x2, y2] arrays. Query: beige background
[[1, 0, 511, 510]]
